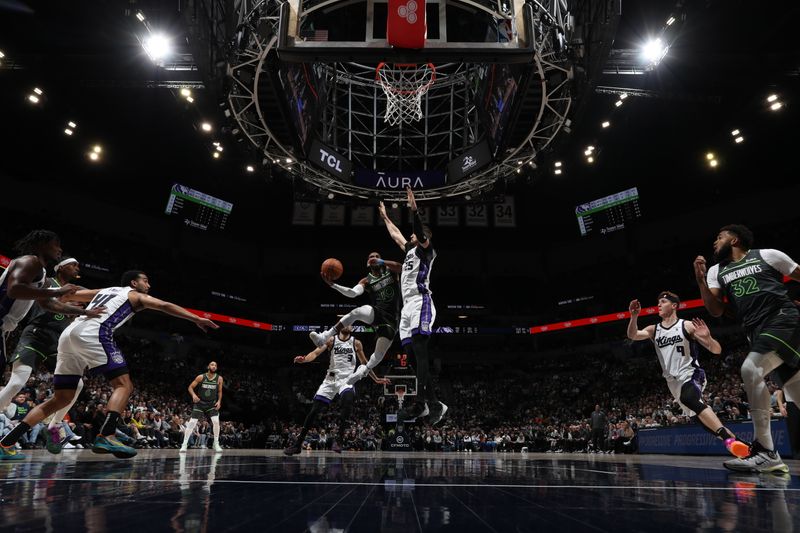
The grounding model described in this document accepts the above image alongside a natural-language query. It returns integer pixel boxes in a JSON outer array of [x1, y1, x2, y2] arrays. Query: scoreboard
[[165, 183, 233, 231], [576, 187, 641, 237]]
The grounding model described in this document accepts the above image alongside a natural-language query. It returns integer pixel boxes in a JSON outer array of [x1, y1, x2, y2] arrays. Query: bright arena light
[[770, 101, 783, 111], [602, 120, 610, 128], [734, 136, 744, 144], [0, 51, 5, 58], [709, 159, 718, 168], [64, 128, 73, 136], [215, 145, 223, 152], [587, 156, 595, 163], [731, 129, 740, 136], [614, 100, 623, 107], [212, 152, 220, 159], [68, 121, 77, 128], [143, 34, 171, 62], [201, 122, 212, 132], [88, 152, 100, 161], [180, 88, 191, 98], [136, 12, 146, 22], [285, 158, 292, 164], [246, 165, 255, 173], [554, 161, 562, 168], [706, 152, 715, 161], [28, 94, 40, 104], [642, 38, 668, 66], [186, 96, 194, 103], [554, 168, 562, 175], [666, 16, 676, 26], [93, 145, 102, 154], [767, 94, 778, 103], [33, 87, 43, 95]]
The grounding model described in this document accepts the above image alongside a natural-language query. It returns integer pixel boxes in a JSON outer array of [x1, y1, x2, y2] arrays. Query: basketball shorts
[[191, 401, 219, 419], [747, 305, 800, 369], [53, 326, 129, 389], [399, 294, 436, 345], [372, 307, 399, 340], [314, 371, 355, 402], [8, 326, 59, 371], [666, 369, 707, 417]]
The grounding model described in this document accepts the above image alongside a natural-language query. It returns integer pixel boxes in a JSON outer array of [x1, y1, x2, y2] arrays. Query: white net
[[376, 62, 436, 126]]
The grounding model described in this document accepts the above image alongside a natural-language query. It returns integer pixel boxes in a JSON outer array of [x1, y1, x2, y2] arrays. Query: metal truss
[[227, 0, 574, 201]]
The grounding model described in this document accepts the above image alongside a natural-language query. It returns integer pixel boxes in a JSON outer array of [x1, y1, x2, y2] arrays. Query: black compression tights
[[408, 334, 437, 403], [298, 400, 326, 444], [338, 390, 354, 441]]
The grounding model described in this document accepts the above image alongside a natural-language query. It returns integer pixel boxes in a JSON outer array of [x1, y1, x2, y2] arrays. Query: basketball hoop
[[376, 62, 436, 125], [395, 384, 407, 410]]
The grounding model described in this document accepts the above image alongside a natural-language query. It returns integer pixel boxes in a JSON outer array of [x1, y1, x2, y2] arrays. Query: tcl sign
[[309, 140, 352, 180]]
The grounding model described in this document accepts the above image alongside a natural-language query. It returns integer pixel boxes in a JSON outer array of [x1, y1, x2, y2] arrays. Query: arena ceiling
[[0, 0, 798, 240]]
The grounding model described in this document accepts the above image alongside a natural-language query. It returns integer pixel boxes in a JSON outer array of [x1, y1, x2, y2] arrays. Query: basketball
[[321, 258, 344, 280]]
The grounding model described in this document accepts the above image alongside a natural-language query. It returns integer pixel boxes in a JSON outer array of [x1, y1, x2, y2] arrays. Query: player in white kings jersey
[[0, 270, 218, 461], [380, 187, 447, 425], [627, 291, 749, 458], [285, 326, 387, 455]]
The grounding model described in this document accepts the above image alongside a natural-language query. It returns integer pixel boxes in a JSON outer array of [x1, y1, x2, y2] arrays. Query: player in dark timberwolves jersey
[[0, 271, 218, 460], [181, 361, 224, 453], [0, 233, 100, 414], [285, 326, 386, 455], [695, 224, 800, 474], [627, 291, 749, 458], [379, 187, 446, 425], [0, 256, 87, 453], [310, 251, 401, 386]]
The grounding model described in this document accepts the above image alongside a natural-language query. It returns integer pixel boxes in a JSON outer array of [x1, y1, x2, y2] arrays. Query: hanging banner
[[351, 206, 375, 226], [437, 205, 459, 226], [292, 201, 316, 226], [493, 196, 516, 227], [465, 204, 488, 227], [321, 204, 346, 226]]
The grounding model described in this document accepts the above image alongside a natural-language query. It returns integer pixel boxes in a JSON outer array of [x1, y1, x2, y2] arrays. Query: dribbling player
[[310, 252, 402, 385], [181, 361, 224, 453], [627, 292, 749, 458], [380, 187, 446, 425], [0, 270, 218, 460], [285, 326, 387, 455]]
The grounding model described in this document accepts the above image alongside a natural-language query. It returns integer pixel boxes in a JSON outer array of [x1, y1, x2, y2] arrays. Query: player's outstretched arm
[[368, 257, 403, 274], [39, 297, 104, 318], [6, 257, 80, 300], [626, 300, 654, 341], [294, 338, 332, 363], [379, 201, 408, 251], [694, 256, 725, 317], [327, 276, 367, 298], [408, 187, 431, 249], [132, 293, 219, 332], [685, 318, 722, 355]]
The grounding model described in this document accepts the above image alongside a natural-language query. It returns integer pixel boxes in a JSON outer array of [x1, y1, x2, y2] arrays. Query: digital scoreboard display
[[576, 187, 641, 237], [165, 183, 233, 231]]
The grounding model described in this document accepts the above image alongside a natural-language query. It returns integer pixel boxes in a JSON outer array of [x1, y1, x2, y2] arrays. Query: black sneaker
[[283, 445, 301, 456], [398, 402, 429, 422], [429, 402, 449, 426]]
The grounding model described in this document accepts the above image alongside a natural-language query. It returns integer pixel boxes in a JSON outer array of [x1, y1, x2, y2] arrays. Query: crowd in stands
[[1, 320, 789, 455]]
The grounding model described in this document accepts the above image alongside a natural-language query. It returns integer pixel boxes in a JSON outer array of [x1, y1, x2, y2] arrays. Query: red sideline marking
[[529, 299, 706, 335], [185, 309, 272, 331]]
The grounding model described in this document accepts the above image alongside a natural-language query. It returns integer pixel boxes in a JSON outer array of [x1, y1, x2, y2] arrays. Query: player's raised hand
[[293, 355, 306, 364], [374, 377, 391, 386], [378, 201, 388, 220], [406, 186, 417, 210], [196, 318, 219, 332], [693, 255, 707, 284], [320, 271, 334, 286], [691, 318, 711, 339], [628, 299, 641, 317]]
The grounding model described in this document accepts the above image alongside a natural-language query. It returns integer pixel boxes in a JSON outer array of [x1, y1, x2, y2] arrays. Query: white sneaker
[[309, 331, 327, 348], [214, 442, 223, 452], [346, 365, 369, 385], [420, 403, 430, 417], [63, 443, 75, 449], [723, 442, 789, 474], [179, 446, 188, 453]]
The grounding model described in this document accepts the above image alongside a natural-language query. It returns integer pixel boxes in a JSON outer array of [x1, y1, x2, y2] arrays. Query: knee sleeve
[[366, 337, 393, 369], [679, 381, 707, 415], [342, 305, 375, 327]]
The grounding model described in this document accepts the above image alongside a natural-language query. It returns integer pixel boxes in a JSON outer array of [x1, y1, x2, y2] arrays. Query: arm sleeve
[[331, 283, 365, 298], [706, 264, 721, 289], [761, 249, 799, 276], [412, 210, 427, 244]]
